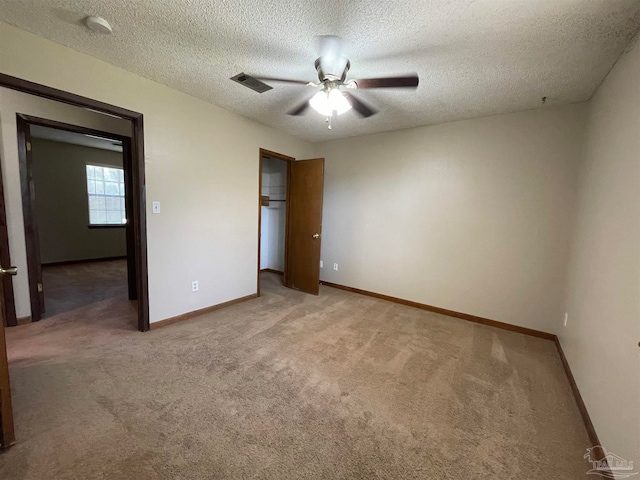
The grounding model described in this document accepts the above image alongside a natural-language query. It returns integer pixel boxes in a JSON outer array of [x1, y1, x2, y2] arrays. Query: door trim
[[0, 73, 149, 332], [257, 148, 294, 297]]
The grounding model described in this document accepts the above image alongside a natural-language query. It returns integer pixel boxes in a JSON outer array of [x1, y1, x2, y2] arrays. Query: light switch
[[152, 201, 161, 214]]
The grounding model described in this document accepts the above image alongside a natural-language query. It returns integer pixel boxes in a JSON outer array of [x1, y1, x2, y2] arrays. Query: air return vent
[[230, 73, 273, 93]]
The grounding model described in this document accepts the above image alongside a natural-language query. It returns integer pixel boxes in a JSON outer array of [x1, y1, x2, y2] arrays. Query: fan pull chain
[[326, 116, 332, 130]]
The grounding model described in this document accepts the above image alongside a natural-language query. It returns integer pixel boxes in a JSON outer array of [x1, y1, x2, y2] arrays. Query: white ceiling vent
[[230, 73, 272, 94]]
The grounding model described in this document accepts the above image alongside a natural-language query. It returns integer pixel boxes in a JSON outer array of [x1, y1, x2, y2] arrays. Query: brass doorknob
[[312, 233, 321, 239], [0, 266, 18, 276]]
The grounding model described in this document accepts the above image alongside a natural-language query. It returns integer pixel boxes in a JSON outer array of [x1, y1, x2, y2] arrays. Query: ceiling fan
[[256, 36, 419, 127]]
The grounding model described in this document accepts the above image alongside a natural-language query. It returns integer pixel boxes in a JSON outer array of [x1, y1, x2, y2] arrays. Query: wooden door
[[285, 158, 324, 295], [122, 137, 137, 301], [0, 267, 16, 448], [1, 111, 17, 447], [17, 116, 44, 321], [0, 155, 17, 327]]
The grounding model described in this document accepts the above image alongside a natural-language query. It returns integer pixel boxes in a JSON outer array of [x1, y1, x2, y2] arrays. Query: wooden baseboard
[[149, 294, 258, 330], [42, 255, 127, 267], [553, 337, 608, 461], [260, 268, 284, 275], [320, 281, 555, 340], [16, 315, 31, 325]]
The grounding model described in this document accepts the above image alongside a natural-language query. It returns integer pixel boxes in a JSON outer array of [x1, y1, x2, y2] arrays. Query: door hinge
[[26, 141, 31, 152], [37, 282, 43, 293]]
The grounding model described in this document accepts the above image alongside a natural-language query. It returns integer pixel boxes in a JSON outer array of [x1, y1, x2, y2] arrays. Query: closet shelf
[[261, 195, 286, 206]]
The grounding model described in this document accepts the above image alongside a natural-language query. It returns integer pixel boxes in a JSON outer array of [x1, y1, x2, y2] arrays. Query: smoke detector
[[85, 16, 113, 34]]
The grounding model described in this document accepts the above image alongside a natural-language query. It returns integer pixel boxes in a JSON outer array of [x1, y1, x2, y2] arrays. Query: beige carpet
[[1, 273, 591, 479]]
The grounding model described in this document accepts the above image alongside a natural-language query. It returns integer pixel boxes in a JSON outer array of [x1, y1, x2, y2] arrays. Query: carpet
[[41, 259, 129, 318], [0, 273, 591, 479]]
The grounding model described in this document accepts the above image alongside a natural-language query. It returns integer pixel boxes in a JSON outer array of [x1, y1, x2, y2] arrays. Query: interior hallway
[[0, 273, 591, 479]]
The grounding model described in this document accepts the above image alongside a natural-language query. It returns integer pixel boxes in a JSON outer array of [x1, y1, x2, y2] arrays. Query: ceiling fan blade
[[255, 76, 311, 85], [343, 92, 378, 118], [287, 97, 312, 116], [352, 75, 419, 89]]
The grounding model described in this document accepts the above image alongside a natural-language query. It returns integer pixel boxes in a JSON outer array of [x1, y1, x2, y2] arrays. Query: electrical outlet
[[333, 263, 338, 271], [152, 201, 161, 214], [563, 313, 568, 327], [320, 260, 323, 268], [192, 281, 199, 292]]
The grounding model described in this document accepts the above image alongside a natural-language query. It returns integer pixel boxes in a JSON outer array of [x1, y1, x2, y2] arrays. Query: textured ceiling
[[1, 1, 639, 142], [31, 125, 123, 152]]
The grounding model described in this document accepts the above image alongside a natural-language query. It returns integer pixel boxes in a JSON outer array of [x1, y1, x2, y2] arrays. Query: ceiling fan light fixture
[[329, 88, 352, 115], [309, 88, 352, 117], [309, 90, 331, 116]]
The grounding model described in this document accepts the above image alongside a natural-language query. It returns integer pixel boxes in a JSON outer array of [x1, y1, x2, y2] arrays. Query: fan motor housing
[[315, 57, 350, 83]]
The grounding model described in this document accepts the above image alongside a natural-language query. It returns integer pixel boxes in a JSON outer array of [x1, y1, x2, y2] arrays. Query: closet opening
[[257, 149, 292, 294]]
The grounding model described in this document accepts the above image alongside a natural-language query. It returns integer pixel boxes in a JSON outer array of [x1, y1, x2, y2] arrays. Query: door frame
[[0, 73, 150, 332], [257, 148, 294, 296], [16, 114, 137, 322]]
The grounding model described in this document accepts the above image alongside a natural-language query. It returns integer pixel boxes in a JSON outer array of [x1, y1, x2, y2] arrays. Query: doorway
[[0, 73, 149, 332], [257, 148, 325, 296], [0, 73, 149, 448], [18, 118, 134, 323], [259, 151, 290, 283]]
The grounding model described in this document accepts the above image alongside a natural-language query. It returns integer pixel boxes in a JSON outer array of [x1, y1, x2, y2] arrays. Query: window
[[86, 164, 126, 226]]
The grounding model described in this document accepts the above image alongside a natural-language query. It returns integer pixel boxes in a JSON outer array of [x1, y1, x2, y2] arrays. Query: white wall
[[560, 37, 640, 464], [32, 138, 127, 264], [0, 22, 313, 323], [0, 88, 131, 318], [317, 104, 587, 334]]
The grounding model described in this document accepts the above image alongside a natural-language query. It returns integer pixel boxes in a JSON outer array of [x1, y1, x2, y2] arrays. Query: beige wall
[[0, 22, 313, 323], [32, 138, 126, 264], [2, 22, 637, 460], [316, 104, 587, 334], [560, 37, 640, 464], [0, 88, 131, 318]]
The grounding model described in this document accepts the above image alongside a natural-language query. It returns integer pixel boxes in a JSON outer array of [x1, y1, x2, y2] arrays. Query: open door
[[122, 137, 138, 301], [0, 110, 18, 446], [285, 158, 324, 295], [0, 151, 17, 328], [16, 116, 45, 321], [0, 263, 17, 448]]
